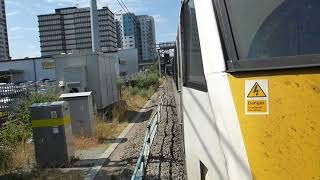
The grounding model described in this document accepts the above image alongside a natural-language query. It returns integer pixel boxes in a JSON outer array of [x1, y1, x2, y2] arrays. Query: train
[[173, 0, 320, 179]]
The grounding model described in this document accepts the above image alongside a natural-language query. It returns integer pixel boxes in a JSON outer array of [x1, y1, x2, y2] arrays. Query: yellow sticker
[[31, 116, 71, 128], [245, 80, 269, 115]]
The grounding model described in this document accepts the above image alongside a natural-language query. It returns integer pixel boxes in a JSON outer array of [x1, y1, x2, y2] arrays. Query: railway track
[[145, 80, 186, 179]]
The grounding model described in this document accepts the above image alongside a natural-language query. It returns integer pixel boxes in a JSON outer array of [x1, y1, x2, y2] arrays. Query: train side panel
[[228, 69, 320, 180], [182, 87, 228, 180]]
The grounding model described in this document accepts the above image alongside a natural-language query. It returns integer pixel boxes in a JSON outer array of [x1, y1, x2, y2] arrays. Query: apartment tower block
[[38, 7, 117, 57]]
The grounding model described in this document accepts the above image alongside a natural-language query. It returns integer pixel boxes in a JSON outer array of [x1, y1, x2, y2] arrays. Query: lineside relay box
[[30, 101, 74, 168], [60, 92, 95, 136]]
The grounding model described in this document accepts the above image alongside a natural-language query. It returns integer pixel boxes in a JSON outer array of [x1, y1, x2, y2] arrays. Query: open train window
[[214, 0, 320, 71], [181, 0, 208, 92]]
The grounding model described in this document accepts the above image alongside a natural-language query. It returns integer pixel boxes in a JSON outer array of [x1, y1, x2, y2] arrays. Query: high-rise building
[[137, 15, 157, 61], [0, 0, 10, 61], [115, 13, 141, 51], [115, 16, 123, 49], [115, 13, 156, 62], [38, 7, 117, 57], [115, 13, 142, 61]]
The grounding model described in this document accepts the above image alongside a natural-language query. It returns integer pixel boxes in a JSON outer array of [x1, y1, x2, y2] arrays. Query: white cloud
[[6, 11, 18, 16], [152, 14, 167, 24], [10, 27, 37, 32]]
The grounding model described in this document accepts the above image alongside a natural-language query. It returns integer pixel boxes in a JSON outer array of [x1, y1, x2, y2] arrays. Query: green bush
[[147, 63, 159, 74], [19, 93, 59, 124], [117, 77, 125, 89], [0, 123, 30, 146], [0, 123, 30, 172], [127, 86, 140, 96], [139, 87, 156, 98], [0, 93, 59, 173], [135, 73, 159, 90], [0, 148, 10, 173], [0, 93, 58, 148], [125, 85, 156, 99], [119, 63, 161, 104]]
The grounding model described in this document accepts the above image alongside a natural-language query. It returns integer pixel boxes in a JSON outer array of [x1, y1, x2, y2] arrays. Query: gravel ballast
[[145, 81, 186, 179], [95, 80, 186, 180]]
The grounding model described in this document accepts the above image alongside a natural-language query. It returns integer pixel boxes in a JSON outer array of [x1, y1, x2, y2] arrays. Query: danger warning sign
[[245, 80, 269, 115], [247, 82, 267, 98]]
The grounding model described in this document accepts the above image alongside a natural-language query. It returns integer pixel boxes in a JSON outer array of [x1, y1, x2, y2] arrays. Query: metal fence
[[131, 95, 163, 180], [0, 83, 29, 122], [0, 81, 58, 123]]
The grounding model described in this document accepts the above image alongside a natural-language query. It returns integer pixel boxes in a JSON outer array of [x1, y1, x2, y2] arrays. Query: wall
[[54, 53, 119, 109], [35, 59, 56, 81], [0, 58, 56, 82], [117, 48, 139, 75]]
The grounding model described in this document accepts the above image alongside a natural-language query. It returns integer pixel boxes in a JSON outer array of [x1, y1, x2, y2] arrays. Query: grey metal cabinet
[[30, 101, 74, 168], [60, 92, 95, 136]]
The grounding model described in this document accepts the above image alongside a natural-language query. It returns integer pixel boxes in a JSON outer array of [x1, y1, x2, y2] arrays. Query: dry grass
[[123, 95, 147, 111], [94, 118, 128, 143], [112, 101, 130, 122], [121, 87, 154, 111], [73, 118, 128, 150], [72, 86, 154, 151], [72, 136, 98, 150], [1, 78, 161, 174], [2, 143, 34, 172], [159, 77, 166, 87], [10, 144, 34, 170]]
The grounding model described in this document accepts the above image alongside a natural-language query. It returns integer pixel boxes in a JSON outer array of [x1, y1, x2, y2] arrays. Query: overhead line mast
[[90, 0, 101, 52]]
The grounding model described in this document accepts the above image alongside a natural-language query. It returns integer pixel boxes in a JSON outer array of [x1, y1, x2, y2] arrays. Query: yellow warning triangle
[[247, 82, 267, 97]]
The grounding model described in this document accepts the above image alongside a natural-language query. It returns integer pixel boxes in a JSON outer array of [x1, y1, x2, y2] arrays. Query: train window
[[226, 0, 320, 60], [182, 0, 207, 91], [173, 42, 179, 90]]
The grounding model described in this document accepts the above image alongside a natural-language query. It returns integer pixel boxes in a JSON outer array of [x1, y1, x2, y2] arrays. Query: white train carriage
[[173, 0, 320, 179]]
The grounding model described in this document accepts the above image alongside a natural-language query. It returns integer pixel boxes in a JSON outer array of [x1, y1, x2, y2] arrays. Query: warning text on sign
[[245, 80, 269, 115], [247, 100, 267, 113]]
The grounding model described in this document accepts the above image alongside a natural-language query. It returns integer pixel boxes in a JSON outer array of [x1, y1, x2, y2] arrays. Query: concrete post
[[90, 0, 101, 52]]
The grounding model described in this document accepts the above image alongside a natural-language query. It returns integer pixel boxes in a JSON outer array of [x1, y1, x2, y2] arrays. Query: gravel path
[[94, 80, 185, 180], [145, 81, 186, 180], [94, 84, 165, 180]]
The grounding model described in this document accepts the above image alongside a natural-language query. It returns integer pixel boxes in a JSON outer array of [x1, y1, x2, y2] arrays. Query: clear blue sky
[[6, 0, 181, 59]]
